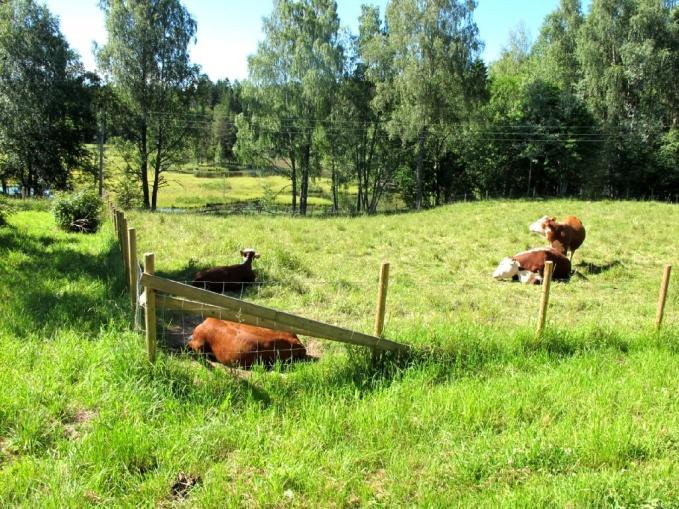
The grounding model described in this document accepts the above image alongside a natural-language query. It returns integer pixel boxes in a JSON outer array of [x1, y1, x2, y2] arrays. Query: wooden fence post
[[128, 227, 138, 315], [115, 210, 123, 247], [120, 214, 129, 282], [112, 206, 118, 231], [656, 264, 672, 329], [536, 261, 554, 336], [374, 262, 390, 337], [143, 253, 157, 363]]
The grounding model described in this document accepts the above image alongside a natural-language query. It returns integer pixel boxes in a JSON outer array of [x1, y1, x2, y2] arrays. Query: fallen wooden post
[[140, 273, 409, 353]]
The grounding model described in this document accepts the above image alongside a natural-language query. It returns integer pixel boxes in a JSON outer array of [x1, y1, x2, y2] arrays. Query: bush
[[0, 198, 15, 227], [114, 175, 143, 210], [52, 190, 102, 233]]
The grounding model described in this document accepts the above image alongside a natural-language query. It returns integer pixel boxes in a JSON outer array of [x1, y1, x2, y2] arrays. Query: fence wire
[[154, 293, 310, 369]]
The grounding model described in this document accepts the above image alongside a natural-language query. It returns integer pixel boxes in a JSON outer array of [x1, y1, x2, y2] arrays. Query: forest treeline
[[0, 0, 677, 213]]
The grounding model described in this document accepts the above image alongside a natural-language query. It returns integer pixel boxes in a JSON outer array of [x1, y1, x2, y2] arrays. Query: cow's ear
[[240, 250, 246, 256], [550, 217, 556, 222], [254, 253, 261, 258]]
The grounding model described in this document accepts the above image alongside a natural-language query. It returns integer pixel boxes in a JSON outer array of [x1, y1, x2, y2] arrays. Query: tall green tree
[[577, 0, 679, 197], [0, 0, 95, 196], [533, 0, 584, 92], [97, 0, 198, 210], [373, 0, 482, 209], [240, 0, 343, 215]]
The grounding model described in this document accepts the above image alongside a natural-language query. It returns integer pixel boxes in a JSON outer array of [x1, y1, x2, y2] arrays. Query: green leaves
[[97, 0, 199, 210], [0, 0, 94, 195]]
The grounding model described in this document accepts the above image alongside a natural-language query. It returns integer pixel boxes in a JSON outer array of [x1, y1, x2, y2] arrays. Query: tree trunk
[[331, 159, 338, 212], [140, 119, 150, 209], [415, 127, 428, 210], [300, 142, 310, 216], [290, 153, 297, 214], [152, 163, 160, 211], [151, 123, 164, 211], [98, 114, 105, 197]]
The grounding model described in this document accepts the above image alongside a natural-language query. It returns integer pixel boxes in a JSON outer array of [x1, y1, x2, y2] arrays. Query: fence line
[[105, 199, 675, 366]]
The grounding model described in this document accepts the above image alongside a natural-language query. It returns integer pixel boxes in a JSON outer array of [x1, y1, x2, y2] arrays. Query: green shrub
[[0, 198, 15, 226], [114, 175, 143, 210], [52, 190, 102, 233]]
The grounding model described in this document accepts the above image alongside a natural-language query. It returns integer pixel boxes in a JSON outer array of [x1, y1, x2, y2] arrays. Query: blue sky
[[43, 0, 591, 82]]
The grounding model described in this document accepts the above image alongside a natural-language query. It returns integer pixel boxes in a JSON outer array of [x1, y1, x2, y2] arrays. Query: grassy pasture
[[0, 199, 677, 507], [87, 143, 367, 210], [156, 172, 336, 209]]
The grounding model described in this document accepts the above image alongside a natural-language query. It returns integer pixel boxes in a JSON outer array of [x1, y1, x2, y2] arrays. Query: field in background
[[85, 144, 385, 211], [0, 199, 677, 506], [128, 199, 678, 338], [156, 172, 335, 209]]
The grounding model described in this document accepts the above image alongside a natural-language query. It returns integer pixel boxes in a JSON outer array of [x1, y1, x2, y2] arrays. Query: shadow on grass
[[343, 325, 637, 390], [0, 224, 128, 337], [576, 260, 622, 277]]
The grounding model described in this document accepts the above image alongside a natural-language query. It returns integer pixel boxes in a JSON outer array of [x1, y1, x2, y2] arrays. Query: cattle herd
[[178, 215, 586, 368], [493, 215, 586, 285]]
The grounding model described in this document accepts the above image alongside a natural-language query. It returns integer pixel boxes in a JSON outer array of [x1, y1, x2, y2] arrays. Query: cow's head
[[528, 215, 555, 237], [493, 257, 520, 279], [240, 248, 260, 262]]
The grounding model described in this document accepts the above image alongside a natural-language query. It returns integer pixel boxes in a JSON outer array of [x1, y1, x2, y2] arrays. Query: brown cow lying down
[[529, 215, 586, 262], [191, 249, 259, 293], [187, 317, 307, 367], [493, 247, 572, 284]]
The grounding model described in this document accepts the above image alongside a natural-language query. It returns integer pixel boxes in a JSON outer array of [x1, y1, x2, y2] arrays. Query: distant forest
[[1, 0, 678, 213]]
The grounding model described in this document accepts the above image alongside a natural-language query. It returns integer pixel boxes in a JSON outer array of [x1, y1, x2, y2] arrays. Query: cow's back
[[562, 216, 586, 252], [188, 318, 306, 367], [513, 248, 571, 280]]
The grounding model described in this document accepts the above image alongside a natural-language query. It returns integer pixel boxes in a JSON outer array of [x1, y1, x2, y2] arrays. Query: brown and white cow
[[187, 317, 307, 367], [493, 247, 572, 284], [529, 215, 586, 262]]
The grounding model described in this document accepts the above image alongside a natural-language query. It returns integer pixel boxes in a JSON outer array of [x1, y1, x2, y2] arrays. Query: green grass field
[[89, 143, 368, 210], [155, 172, 336, 209], [0, 199, 677, 507]]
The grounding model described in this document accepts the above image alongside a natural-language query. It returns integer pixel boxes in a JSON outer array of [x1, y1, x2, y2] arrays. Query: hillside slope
[[0, 200, 677, 507]]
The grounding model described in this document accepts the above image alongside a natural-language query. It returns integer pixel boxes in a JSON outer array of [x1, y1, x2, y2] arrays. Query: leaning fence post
[[143, 253, 157, 363], [374, 262, 390, 337], [128, 227, 138, 316], [536, 261, 554, 336], [655, 264, 672, 329]]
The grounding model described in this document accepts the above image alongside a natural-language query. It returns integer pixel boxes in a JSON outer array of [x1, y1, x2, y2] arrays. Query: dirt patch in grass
[[171, 472, 200, 499], [63, 408, 98, 440]]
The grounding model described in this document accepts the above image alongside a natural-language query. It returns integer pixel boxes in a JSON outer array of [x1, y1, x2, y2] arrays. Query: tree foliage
[[97, 0, 198, 210], [238, 0, 343, 215], [0, 0, 95, 196]]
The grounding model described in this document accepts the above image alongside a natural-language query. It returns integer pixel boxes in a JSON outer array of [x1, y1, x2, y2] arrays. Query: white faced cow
[[529, 215, 586, 263], [493, 247, 572, 284]]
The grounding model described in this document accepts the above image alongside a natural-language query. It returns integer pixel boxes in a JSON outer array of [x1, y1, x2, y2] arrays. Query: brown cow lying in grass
[[493, 247, 572, 284], [187, 317, 307, 368], [191, 248, 259, 293], [529, 215, 586, 262]]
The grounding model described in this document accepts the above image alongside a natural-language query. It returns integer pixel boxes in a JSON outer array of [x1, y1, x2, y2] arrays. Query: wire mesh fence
[[109, 200, 676, 368]]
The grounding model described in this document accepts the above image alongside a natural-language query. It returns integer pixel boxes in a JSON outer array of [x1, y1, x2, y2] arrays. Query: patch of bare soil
[[170, 472, 200, 499], [63, 408, 98, 440]]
